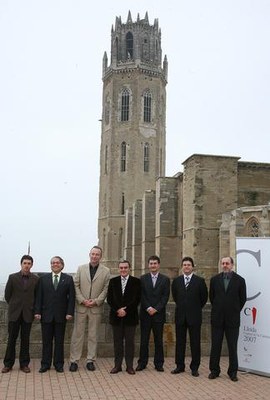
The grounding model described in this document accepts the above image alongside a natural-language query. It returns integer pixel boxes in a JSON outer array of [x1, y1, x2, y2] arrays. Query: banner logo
[[244, 307, 257, 324]]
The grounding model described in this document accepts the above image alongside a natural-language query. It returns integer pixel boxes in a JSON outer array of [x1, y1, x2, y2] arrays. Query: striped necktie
[[185, 276, 190, 288], [121, 277, 127, 294]]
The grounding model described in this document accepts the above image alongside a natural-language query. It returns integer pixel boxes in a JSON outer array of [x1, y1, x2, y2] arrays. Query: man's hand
[[117, 307, 127, 317], [82, 299, 97, 307], [66, 315, 73, 320], [147, 307, 157, 316]]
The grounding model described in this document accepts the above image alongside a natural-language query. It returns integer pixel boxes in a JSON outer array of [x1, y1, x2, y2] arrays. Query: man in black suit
[[171, 256, 208, 377], [107, 260, 141, 375], [208, 256, 246, 382], [34, 256, 75, 373], [136, 255, 170, 372], [2, 255, 39, 373]]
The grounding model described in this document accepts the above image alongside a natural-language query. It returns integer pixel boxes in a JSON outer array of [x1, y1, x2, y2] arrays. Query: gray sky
[[0, 0, 269, 282]]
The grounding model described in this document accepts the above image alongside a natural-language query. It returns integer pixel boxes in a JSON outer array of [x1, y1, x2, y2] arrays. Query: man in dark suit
[[107, 260, 141, 375], [136, 255, 170, 372], [2, 255, 39, 373], [208, 256, 246, 382], [171, 256, 208, 377], [34, 256, 75, 373]]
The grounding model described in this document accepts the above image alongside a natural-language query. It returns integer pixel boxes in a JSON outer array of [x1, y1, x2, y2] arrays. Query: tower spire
[[127, 10, 132, 24]]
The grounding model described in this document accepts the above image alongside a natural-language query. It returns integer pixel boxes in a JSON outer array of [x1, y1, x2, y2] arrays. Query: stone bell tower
[[98, 11, 168, 271]]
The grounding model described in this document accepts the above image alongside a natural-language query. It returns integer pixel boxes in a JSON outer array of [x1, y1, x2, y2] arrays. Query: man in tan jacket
[[69, 246, 110, 372]]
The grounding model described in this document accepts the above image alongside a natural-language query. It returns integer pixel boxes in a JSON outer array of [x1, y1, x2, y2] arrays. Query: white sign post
[[236, 237, 270, 377]]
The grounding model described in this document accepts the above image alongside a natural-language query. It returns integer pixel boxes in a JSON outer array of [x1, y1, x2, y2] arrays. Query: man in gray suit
[[136, 255, 170, 372], [2, 255, 39, 373], [69, 246, 110, 372]]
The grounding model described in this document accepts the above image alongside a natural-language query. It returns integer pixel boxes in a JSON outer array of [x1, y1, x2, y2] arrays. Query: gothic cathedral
[[98, 12, 270, 280]]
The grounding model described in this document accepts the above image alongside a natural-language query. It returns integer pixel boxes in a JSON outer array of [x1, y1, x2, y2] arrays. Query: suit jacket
[[5, 271, 39, 323], [140, 273, 170, 323], [34, 272, 75, 323], [209, 271, 247, 328], [74, 263, 110, 314], [172, 274, 208, 326], [107, 275, 141, 326]]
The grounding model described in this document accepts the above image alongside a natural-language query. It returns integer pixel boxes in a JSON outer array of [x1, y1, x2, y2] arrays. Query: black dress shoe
[[86, 362, 95, 371], [171, 367, 185, 374], [230, 375, 238, 382], [69, 362, 78, 372], [155, 366, 164, 372], [192, 370, 199, 377], [2, 366, 12, 373], [135, 364, 146, 371], [126, 367, 135, 375], [55, 367, 64, 373], [20, 366, 31, 373], [110, 366, 122, 374], [39, 367, 50, 373], [208, 372, 219, 379]]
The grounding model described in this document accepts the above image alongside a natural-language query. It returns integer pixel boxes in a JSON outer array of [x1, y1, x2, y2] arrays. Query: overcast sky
[[0, 0, 269, 282]]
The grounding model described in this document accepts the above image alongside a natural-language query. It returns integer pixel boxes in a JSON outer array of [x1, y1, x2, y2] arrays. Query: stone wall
[[0, 300, 220, 359]]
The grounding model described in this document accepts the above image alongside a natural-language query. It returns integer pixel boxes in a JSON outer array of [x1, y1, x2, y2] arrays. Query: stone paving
[[0, 357, 269, 400]]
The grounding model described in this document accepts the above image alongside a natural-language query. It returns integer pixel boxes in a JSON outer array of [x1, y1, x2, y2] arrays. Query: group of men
[[2, 247, 247, 383]]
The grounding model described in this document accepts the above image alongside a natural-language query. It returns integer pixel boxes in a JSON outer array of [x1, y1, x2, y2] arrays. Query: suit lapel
[[92, 265, 102, 282], [58, 273, 66, 288], [116, 276, 122, 296], [226, 271, 235, 292], [48, 273, 55, 290], [145, 273, 153, 289], [84, 265, 91, 283]]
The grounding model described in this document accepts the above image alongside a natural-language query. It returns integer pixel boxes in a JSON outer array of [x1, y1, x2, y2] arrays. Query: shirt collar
[[52, 272, 61, 278]]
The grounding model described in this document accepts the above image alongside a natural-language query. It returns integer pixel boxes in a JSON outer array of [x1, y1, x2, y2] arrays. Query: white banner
[[236, 237, 270, 377]]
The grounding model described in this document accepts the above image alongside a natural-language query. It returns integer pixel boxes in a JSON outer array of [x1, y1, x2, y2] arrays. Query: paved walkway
[[0, 357, 269, 400]]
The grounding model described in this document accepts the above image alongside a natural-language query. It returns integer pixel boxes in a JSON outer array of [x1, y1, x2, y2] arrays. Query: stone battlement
[[0, 301, 217, 359]]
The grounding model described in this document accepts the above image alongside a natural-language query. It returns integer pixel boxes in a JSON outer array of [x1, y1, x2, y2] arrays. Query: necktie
[[121, 277, 127, 294], [185, 276, 190, 288], [152, 275, 157, 287], [53, 274, 59, 290], [224, 273, 229, 292]]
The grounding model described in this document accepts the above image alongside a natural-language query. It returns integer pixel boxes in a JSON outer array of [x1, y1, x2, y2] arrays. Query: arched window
[[102, 229, 106, 254], [121, 89, 130, 122], [245, 217, 260, 237], [105, 100, 110, 125], [126, 32, 133, 59], [118, 227, 124, 259], [121, 193, 125, 215], [144, 143, 150, 172], [143, 91, 152, 123], [104, 145, 108, 174], [115, 37, 119, 61], [120, 142, 126, 172]]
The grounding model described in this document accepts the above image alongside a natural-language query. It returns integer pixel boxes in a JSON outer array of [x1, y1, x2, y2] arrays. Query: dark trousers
[[138, 318, 164, 368], [175, 322, 201, 372], [4, 314, 32, 368], [41, 321, 66, 369], [112, 323, 136, 369], [209, 325, 239, 377]]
